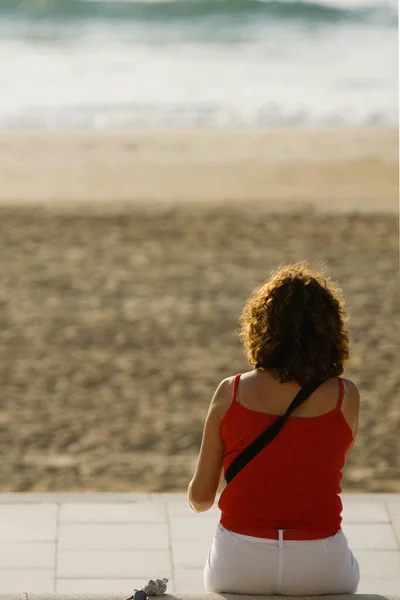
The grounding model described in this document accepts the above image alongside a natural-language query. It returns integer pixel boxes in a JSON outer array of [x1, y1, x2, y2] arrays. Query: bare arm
[[187, 378, 231, 512], [342, 378, 360, 461]]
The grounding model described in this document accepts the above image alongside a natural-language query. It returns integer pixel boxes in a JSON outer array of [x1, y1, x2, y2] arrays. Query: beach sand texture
[[0, 128, 397, 210], [0, 128, 398, 493]]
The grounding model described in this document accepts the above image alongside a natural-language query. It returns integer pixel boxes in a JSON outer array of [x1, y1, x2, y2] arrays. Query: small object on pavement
[[126, 577, 169, 600], [144, 578, 169, 595]]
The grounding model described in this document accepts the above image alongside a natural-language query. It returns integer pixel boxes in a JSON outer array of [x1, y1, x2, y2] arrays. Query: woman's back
[[231, 369, 358, 428], [218, 372, 358, 537]]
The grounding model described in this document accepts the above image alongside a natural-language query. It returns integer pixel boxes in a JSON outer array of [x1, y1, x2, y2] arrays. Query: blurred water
[[0, 0, 397, 128]]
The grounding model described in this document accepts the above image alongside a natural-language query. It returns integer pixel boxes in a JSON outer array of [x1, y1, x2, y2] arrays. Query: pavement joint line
[[0, 568, 53, 571], [166, 502, 176, 592], [392, 521, 400, 551], [57, 550, 170, 553], [383, 502, 392, 522], [58, 522, 169, 525], [344, 521, 397, 524], [54, 504, 60, 592]]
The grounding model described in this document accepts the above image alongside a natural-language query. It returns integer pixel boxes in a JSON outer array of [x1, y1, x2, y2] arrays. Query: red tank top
[[218, 375, 353, 537]]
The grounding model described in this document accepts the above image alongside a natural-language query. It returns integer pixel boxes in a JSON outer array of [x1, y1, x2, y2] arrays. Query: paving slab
[[344, 494, 400, 502], [0, 505, 58, 542], [356, 550, 400, 578], [342, 502, 390, 523], [57, 550, 171, 579], [0, 494, 152, 504], [60, 504, 166, 524], [58, 523, 169, 550], [151, 494, 189, 503], [55, 579, 157, 594], [169, 517, 218, 542], [167, 504, 220, 518], [392, 519, 400, 546], [0, 542, 55, 569], [345, 523, 399, 550], [26, 596, 125, 600], [172, 541, 210, 569], [174, 569, 205, 592], [357, 580, 400, 594], [387, 500, 400, 518], [0, 571, 54, 593]]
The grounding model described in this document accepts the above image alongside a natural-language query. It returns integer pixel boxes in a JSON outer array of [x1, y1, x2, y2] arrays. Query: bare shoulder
[[342, 378, 360, 406], [341, 378, 360, 437], [210, 376, 236, 418]]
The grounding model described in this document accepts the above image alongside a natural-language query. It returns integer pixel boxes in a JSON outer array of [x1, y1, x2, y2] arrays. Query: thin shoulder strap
[[225, 378, 324, 484], [337, 377, 346, 410], [231, 374, 241, 406]]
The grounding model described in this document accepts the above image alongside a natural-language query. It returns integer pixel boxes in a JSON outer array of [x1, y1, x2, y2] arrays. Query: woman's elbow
[[189, 498, 214, 512], [188, 481, 215, 512]]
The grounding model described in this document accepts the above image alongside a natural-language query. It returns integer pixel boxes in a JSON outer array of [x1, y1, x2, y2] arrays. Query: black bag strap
[[225, 378, 324, 484]]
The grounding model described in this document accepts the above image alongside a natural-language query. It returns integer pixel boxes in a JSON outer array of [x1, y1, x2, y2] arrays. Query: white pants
[[204, 524, 360, 596]]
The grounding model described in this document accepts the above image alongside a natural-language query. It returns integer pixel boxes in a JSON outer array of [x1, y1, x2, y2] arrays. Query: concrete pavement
[[0, 493, 399, 596]]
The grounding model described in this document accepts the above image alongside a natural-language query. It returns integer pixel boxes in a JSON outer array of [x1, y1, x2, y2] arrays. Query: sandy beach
[[0, 128, 398, 493], [0, 128, 397, 211]]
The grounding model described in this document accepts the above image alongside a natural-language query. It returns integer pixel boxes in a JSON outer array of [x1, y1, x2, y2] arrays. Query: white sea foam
[[0, 0, 397, 128]]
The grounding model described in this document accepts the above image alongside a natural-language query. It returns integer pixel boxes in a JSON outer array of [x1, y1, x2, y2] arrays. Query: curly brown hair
[[239, 262, 349, 384]]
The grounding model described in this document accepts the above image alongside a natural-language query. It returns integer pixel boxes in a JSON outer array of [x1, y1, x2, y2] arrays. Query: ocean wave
[[0, 0, 396, 25]]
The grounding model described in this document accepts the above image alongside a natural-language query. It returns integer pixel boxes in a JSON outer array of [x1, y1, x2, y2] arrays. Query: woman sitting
[[188, 261, 360, 595]]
